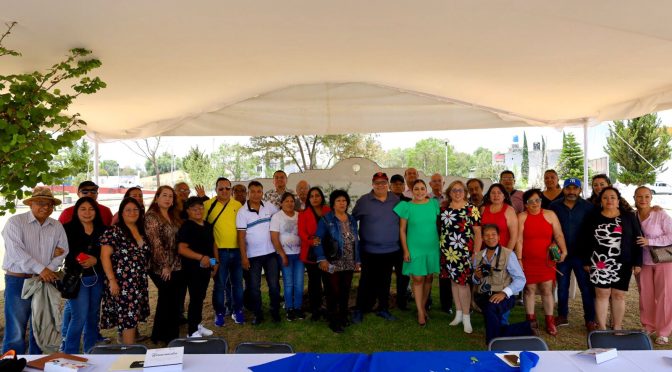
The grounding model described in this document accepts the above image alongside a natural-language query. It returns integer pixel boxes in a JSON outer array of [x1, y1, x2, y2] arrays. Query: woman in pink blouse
[[634, 186, 672, 345]]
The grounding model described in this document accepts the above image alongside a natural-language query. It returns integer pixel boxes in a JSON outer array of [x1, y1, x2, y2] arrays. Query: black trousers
[[184, 267, 211, 335], [355, 250, 397, 312], [326, 270, 354, 325], [439, 277, 454, 312], [306, 263, 328, 314], [149, 271, 183, 344], [394, 250, 410, 309]]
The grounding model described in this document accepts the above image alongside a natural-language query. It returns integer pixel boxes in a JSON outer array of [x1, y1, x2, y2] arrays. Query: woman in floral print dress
[[100, 197, 151, 344], [439, 180, 481, 334], [583, 186, 642, 331]]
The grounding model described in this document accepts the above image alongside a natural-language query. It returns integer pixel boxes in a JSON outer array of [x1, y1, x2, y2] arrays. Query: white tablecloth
[[25, 354, 292, 372], [24, 351, 672, 371]]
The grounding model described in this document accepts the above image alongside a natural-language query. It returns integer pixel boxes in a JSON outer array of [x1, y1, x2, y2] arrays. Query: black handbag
[[321, 231, 342, 263], [57, 263, 83, 299]]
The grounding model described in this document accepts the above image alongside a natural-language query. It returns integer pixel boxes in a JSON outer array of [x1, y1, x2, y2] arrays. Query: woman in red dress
[[516, 189, 567, 335], [480, 183, 518, 250]]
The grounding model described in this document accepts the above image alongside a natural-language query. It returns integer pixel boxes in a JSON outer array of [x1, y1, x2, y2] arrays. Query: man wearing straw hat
[[2, 186, 68, 354]]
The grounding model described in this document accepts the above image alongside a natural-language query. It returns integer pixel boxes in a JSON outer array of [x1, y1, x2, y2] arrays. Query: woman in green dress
[[394, 179, 440, 326]]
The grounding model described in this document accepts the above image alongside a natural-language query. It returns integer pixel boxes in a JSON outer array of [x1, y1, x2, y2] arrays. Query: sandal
[[655, 336, 669, 345]]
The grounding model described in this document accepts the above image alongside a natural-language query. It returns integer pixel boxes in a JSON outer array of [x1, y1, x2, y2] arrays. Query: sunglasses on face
[[80, 189, 98, 195], [218, 187, 232, 191]]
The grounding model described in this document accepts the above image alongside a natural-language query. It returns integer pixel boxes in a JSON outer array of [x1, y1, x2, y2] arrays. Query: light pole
[[444, 141, 448, 176]]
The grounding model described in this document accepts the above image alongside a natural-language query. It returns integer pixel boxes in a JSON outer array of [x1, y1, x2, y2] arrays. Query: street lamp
[[444, 141, 448, 176]]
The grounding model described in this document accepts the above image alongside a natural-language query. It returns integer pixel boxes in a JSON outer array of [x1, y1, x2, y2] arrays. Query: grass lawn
[[1, 272, 669, 353], [113, 273, 672, 353]]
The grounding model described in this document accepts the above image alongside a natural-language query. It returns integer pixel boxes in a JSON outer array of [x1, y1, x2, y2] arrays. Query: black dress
[[584, 212, 643, 291]]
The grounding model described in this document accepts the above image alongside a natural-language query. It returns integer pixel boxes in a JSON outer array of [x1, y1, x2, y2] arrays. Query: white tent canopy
[[3, 1, 672, 140]]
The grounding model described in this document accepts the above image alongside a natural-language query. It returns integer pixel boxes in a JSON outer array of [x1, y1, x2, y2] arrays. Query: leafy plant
[[0, 22, 106, 214]]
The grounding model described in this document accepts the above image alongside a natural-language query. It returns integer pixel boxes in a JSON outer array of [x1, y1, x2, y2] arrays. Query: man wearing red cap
[[351, 172, 401, 323]]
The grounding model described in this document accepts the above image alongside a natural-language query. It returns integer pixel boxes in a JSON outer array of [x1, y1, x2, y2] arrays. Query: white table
[[533, 350, 672, 372], [24, 354, 292, 372], [24, 351, 672, 371]]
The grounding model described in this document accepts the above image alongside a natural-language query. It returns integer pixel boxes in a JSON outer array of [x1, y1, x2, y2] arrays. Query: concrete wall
[[246, 157, 492, 202]]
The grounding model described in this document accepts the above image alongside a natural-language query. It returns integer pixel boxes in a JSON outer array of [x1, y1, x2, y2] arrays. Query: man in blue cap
[[549, 178, 598, 332]]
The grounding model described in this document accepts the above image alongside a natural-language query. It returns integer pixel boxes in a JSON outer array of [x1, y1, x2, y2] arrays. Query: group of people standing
[[2, 167, 671, 355]]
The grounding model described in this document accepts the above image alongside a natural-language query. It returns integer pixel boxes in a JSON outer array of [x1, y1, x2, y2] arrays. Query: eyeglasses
[[80, 189, 98, 195], [450, 189, 465, 193], [218, 187, 232, 191], [124, 208, 140, 213], [178, 188, 190, 193], [373, 181, 388, 186], [526, 198, 542, 205]]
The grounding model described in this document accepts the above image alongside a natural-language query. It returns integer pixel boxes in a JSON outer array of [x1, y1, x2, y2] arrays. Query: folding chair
[[488, 336, 549, 351], [234, 342, 294, 354], [587, 330, 653, 350], [167, 337, 228, 354], [89, 344, 148, 354]]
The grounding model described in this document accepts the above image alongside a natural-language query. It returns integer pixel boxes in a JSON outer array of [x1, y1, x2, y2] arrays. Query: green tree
[[51, 139, 93, 179], [212, 143, 259, 181], [557, 132, 584, 179], [183, 146, 217, 187], [405, 138, 450, 175], [248, 134, 381, 173], [145, 152, 182, 176], [471, 147, 504, 181], [379, 147, 408, 168], [100, 160, 120, 176], [0, 22, 106, 214], [605, 113, 672, 185], [521, 132, 529, 183]]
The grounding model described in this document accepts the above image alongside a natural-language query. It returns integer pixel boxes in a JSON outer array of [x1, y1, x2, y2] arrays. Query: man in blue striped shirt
[[2, 186, 68, 354]]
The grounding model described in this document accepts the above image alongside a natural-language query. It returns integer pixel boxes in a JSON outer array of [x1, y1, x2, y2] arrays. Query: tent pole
[[583, 120, 590, 191], [94, 139, 100, 185]]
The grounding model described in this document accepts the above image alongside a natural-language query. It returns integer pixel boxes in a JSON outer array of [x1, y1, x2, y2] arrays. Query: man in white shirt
[[2, 186, 68, 354], [237, 181, 281, 325]]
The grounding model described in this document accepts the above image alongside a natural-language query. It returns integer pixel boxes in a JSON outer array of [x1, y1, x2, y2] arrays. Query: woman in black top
[[177, 197, 218, 337], [61, 197, 107, 353], [583, 186, 643, 330]]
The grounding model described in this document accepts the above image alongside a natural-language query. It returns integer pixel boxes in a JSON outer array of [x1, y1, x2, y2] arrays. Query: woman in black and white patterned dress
[[583, 186, 642, 331]]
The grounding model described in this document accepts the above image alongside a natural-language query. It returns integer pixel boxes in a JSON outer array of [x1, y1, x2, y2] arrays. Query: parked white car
[[649, 181, 672, 195]]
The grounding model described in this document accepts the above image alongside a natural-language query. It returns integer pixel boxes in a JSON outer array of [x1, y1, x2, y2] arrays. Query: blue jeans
[[62, 274, 104, 353], [477, 294, 533, 345], [281, 254, 305, 310], [249, 252, 281, 317], [213, 249, 243, 314], [3, 275, 41, 354], [557, 255, 595, 322]]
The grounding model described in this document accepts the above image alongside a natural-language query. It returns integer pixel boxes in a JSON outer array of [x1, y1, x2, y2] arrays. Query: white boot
[[449, 310, 463, 326], [463, 314, 473, 334]]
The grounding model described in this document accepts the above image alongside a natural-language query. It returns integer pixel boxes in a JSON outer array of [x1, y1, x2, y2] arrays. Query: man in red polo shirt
[[58, 181, 113, 226]]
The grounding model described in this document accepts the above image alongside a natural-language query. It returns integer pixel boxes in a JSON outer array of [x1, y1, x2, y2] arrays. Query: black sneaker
[[295, 310, 306, 320], [252, 317, 264, 326], [310, 312, 321, 321], [271, 311, 281, 323], [287, 309, 296, 322]]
